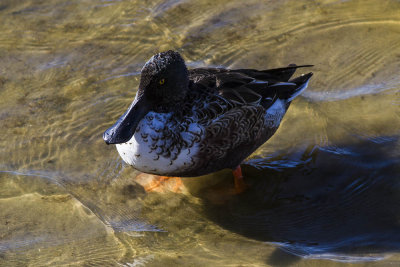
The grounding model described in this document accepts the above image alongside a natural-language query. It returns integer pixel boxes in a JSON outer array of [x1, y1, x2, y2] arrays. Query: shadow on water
[[200, 136, 400, 264]]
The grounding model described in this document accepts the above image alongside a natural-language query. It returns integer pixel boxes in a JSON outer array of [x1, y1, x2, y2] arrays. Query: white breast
[[115, 112, 201, 175]]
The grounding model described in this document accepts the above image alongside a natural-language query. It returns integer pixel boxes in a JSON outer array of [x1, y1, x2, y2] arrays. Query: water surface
[[1, 0, 400, 266]]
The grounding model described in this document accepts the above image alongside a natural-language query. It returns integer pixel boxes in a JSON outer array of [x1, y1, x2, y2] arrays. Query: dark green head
[[103, 51, 189, 144], [138, 50, 189, 106]]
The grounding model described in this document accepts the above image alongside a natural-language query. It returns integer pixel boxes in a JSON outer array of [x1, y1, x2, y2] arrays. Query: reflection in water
[[0, 0, 400, 265], [202, 137, 400, 262]]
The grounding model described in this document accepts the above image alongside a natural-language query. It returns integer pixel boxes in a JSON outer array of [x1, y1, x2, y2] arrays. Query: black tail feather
[[261, 64, 314, 81], [232, 64, 313, 82], [289, 72, 314, 85]]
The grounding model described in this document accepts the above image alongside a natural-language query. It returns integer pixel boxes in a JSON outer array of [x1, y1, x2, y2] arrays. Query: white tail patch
[[265, 99, 286, 128], [287, 79, 310, 102]]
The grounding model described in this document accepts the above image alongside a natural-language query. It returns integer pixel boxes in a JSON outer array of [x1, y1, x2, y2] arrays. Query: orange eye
[[159, 78, 165, 85]]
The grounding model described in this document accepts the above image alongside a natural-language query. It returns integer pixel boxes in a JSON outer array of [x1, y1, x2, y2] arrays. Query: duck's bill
[[103, 97, 150, 145]]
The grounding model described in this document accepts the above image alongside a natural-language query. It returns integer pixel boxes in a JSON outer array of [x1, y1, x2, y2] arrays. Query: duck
[[103, 50, 312, 193]]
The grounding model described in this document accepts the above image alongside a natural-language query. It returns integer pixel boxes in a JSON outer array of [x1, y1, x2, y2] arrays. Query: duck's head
[[103, 50, 189, 145]]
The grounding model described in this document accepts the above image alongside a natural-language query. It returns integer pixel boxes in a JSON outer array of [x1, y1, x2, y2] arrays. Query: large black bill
[[103, 97, 150, 145]]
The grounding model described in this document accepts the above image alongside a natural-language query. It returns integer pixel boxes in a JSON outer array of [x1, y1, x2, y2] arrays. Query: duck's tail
[[286, 72, 313, 102], [260, 64, 313, 82]]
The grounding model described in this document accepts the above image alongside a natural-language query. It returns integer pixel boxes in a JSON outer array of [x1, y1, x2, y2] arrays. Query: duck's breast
[[116, 112, 203, 175]]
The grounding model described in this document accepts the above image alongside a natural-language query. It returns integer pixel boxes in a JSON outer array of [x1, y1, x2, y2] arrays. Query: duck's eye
[[159, 78, 165, 85]]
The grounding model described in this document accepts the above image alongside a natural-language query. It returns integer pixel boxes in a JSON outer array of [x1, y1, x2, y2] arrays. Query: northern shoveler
[[103, 50, 312, 193]]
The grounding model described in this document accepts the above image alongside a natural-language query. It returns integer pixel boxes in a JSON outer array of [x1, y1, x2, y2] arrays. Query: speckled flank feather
[[108, 51, 313, 177]]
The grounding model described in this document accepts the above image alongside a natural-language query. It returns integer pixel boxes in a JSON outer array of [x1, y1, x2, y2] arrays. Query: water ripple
[[303, 80, 400, 102]]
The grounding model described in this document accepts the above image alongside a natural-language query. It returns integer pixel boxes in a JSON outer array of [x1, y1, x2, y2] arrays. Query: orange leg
[[135, 173, 185, 193], [232, 165, 247, 194]]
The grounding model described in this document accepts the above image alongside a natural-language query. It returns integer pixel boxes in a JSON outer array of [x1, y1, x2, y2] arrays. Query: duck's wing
[[189, 65, 313, 108], [186, 66, 312, 171]]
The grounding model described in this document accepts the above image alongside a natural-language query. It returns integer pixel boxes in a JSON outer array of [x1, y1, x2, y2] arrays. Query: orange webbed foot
[[135, 173, 186, 193]]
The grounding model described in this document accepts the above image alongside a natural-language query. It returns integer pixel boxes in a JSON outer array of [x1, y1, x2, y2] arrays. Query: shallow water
[[1, 0, 400, 266]]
